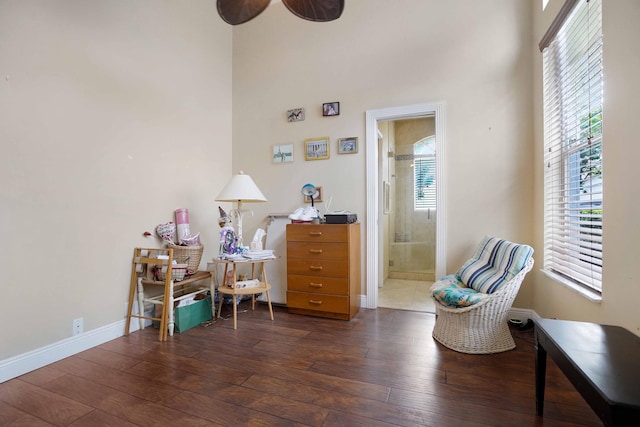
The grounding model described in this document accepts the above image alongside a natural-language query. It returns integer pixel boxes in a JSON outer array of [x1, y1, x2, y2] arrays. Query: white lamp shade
[[215, 171, 267, 202]]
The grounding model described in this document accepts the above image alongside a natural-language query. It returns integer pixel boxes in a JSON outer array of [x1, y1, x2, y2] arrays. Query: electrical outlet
[[73, 318, 83, 336]]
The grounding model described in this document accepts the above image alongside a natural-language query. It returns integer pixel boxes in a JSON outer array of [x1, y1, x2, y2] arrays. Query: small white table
[[213, 258, 274, 329]]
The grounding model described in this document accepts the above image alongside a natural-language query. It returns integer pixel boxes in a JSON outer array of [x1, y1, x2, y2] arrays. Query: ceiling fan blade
[[282, 0, 344, 22], [217, 0, 271, 25]]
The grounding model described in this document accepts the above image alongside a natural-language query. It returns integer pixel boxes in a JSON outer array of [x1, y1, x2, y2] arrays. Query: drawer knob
[[309, 282, 323, 288], [309, 249, 323, 254], [309, 265, 323, 271], [309, 231, 323, 236], [309, 299, 323, 305]]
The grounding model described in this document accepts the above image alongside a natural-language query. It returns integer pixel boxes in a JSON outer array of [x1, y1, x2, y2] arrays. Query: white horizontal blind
[[543, 0, 603, 292], [414, 157, 436, 210]]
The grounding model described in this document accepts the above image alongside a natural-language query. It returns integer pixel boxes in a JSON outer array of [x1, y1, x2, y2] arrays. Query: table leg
[[136, 277, 145, 330], [262, 264, 274, 321], [217, 264, 229, 320], [232, 263, 238, 329], [535, 334, 547, 415], [232, 293, 238, 329], [168, 279, 175, 337], [217, 294, 223, 319], [266, 290, 274, 321], [209, 274, 216, 323]]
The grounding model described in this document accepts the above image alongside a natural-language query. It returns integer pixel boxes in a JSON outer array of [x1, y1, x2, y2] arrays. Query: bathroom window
[[414, 136, 436, 210]]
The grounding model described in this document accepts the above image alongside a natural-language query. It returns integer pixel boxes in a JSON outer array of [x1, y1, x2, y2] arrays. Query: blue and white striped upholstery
[[458, 236, 533, 294]]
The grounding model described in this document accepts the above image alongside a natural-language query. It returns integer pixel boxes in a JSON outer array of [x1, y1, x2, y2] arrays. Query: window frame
[[541, 0, 603, 296]]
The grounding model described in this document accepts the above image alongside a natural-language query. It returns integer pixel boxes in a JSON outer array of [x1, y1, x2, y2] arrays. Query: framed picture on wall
[[287, 108, 305, 122], [304, 137, 330, 160], [272, 144, 294, 163], [338, 137, 358, 154], [322, 102, 340, 116]]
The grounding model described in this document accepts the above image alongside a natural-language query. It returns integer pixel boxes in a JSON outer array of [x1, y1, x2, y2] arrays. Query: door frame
[[364, 102, 446, 309]]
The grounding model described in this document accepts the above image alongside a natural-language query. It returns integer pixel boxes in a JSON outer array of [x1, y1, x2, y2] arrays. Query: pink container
[[175, 208, 191, 242], [175, 208, 189, 225]]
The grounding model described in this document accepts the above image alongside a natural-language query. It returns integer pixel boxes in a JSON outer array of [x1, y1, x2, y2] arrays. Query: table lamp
[[215, 171, 267, 247]]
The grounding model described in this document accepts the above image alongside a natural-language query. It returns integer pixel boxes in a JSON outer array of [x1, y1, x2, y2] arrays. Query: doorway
[[364, 103, 446, 309], [380, 117, 436, 281]]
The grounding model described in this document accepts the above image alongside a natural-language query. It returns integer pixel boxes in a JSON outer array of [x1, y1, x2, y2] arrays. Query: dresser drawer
[[286, 241, 348, 260], [287, 274, 348, 295], [287, 291, 349, 314], [286, 259, 348, 277], [286, 224, 349, 243], [286, 223, 360, 321]]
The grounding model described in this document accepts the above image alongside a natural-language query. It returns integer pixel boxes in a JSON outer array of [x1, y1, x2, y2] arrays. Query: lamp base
[[230, 206, 253, 248]]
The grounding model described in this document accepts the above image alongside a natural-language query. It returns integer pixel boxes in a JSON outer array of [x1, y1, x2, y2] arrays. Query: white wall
[[0, 0, 232, 360], [531, 0, 640, 335], [8, 0, 637, 371], [232, 0, 535, 298]]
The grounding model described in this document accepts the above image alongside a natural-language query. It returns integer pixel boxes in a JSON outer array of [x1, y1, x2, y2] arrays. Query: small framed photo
[[304, 186, 323, 203], [304, 137, 330, 160], [287, 107, 304, 122], [272, 143, 294, 163], [338, 137, 358, 154], [322, 102, 340, 117]]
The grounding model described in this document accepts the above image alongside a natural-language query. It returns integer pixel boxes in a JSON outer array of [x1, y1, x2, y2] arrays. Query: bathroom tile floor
[[378, 278, 436, 313]]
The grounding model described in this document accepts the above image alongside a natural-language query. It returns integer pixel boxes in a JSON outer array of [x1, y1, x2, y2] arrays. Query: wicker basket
[[167, 243, 204, 274], [156, 263, 188, 282]]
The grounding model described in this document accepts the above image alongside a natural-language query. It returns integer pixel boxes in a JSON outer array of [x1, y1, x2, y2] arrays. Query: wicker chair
[[432, 257, 534, 354]]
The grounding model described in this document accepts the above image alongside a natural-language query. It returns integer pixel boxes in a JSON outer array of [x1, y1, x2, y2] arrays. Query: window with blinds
[[414, 136, 436, 210], [542, 0, 603, 293], [414, 158, 436, 210]]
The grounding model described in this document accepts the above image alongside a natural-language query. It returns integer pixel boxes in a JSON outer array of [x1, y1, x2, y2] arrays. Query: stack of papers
[[243, 250, 276, 260], [216, 250, 275, 261], [216, 253, 245, 261]]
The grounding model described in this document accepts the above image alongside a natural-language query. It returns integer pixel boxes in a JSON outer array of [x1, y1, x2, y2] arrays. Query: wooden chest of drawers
[[286, 223, 360, 320]]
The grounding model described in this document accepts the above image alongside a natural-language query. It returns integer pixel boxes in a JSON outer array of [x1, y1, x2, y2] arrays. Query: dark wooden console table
[[535, 318, 640, 426]]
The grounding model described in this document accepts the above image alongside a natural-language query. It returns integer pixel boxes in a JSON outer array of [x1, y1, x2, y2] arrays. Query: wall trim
[[3, 304, 540, 383], [508, 307, 540, 322], [358, 295, 540, 324], [0, 319, 137, 383]]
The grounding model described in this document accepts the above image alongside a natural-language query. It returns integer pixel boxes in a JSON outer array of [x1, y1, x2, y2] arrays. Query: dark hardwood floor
[[1, 302, 602, 426]]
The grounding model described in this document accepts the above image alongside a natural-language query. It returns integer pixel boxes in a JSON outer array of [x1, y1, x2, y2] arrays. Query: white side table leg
[[136, 277, 145, 330], [168, 279, 175, 336]]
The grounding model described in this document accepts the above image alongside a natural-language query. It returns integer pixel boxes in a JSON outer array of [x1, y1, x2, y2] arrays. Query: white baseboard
[[508, 307, 540, 322], [360, 294, 540, 322], [1, 302, 540, 383], [360, 294, 368, 309], [0, 318, 139, 383]]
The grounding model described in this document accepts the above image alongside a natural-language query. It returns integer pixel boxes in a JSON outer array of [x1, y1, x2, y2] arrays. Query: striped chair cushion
[[458, 236, 534, 294]]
